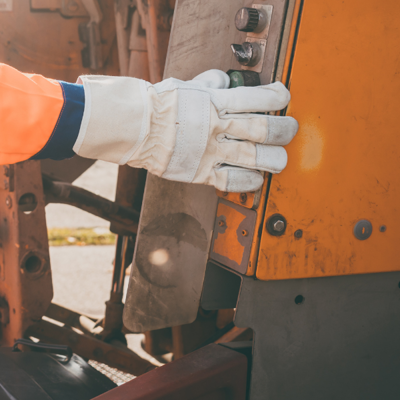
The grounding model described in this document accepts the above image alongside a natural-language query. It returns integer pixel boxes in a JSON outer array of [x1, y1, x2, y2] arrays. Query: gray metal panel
[[123, 0, 243, 332], [123, 175, 218, 332], [235, 272, 400, 400], [124, 0, 289, 332], [201, 261, 242, 310]]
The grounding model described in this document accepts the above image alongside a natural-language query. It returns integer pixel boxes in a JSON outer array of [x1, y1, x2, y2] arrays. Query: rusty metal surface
[[0, 0, 118, 81], [0, 161, 53, 346], [110, 167, 146, 235], [31, 0, 90, 18], [137, 0, 173, 83], [92, 344, 248, 400]]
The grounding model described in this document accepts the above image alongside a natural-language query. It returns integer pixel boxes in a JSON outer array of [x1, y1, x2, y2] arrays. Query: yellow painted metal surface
[[216, 190, 257, 210], [257, 0, 400, 280]]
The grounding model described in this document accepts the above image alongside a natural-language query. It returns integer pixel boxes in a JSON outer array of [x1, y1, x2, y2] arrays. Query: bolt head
[[5, 196, 12, 209], [273, 220, 285, 232]]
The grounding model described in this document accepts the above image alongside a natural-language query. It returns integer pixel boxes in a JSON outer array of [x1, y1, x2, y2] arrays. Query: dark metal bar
[[42, 175, 140, 233]]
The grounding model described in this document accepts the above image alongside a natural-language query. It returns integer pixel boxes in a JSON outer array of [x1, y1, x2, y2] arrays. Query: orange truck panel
[[257, 0, 400, 280]]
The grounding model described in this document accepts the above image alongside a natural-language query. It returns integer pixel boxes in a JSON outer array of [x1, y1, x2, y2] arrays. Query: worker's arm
[[0, 63, 84, 165], [1, 65, 297, 192]]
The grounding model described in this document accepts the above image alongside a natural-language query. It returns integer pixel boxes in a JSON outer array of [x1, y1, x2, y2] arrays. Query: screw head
[[354, 219, 372, 240], [379, 225, 386, 232], [294, 229, 303, 239], [273, 220, 285, 232]]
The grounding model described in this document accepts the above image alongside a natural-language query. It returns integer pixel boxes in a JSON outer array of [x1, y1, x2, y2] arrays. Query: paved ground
[[50, 245, 118, 317], [47, 160, 120, 316]]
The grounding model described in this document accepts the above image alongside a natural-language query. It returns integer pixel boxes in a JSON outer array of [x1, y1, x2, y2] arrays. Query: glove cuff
[[73, 75, 148, 164]]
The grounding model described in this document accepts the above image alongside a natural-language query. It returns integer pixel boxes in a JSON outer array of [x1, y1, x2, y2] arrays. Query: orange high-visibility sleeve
[[0, 63, 64, 164]]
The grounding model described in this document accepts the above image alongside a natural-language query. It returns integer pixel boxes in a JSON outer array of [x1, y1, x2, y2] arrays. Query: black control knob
[[228, 70, 261, 88], [235, 7, 267, 33], [231, 42, 261, 67]]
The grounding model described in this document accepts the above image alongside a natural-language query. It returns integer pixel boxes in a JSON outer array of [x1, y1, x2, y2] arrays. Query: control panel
[[208, 0, 298, 277]]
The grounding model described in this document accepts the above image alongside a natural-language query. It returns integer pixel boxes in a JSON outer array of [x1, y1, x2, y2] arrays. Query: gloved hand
[[73, 70, 298, 192]]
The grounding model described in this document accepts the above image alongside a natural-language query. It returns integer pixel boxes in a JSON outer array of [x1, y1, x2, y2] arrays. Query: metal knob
[[235, 7, 267, 33], [231, 42, 261, 67], [228, 70, 261, 88]]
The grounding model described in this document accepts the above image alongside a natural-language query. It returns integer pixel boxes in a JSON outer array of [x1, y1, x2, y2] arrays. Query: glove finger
[[217, 115, 298, 146], [191, 69, 230, 89], [214, 166, 264, 193], [211, 81, 290, 115], [218, 140, 288, 174]]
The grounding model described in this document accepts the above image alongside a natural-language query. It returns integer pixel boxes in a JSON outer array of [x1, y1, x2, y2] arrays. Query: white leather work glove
[[73, 70, 298, 192]]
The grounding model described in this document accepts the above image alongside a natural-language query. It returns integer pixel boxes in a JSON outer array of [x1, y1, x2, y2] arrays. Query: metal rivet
[[266, 214, 287, 236], [353, 219, 372, 240], [5, 196, 12, 209], [294, 295, 304, 305], [240, 193, 247, 203], [294, 229, 303, 239], [273, 220, 285, 232], [218, 220, 225, 227], [242, 229, 248, 236], [379, 225, 386, 232]]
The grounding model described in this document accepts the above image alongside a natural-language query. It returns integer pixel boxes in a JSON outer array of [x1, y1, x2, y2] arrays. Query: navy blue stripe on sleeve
[[30, 81, 85, 161]]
